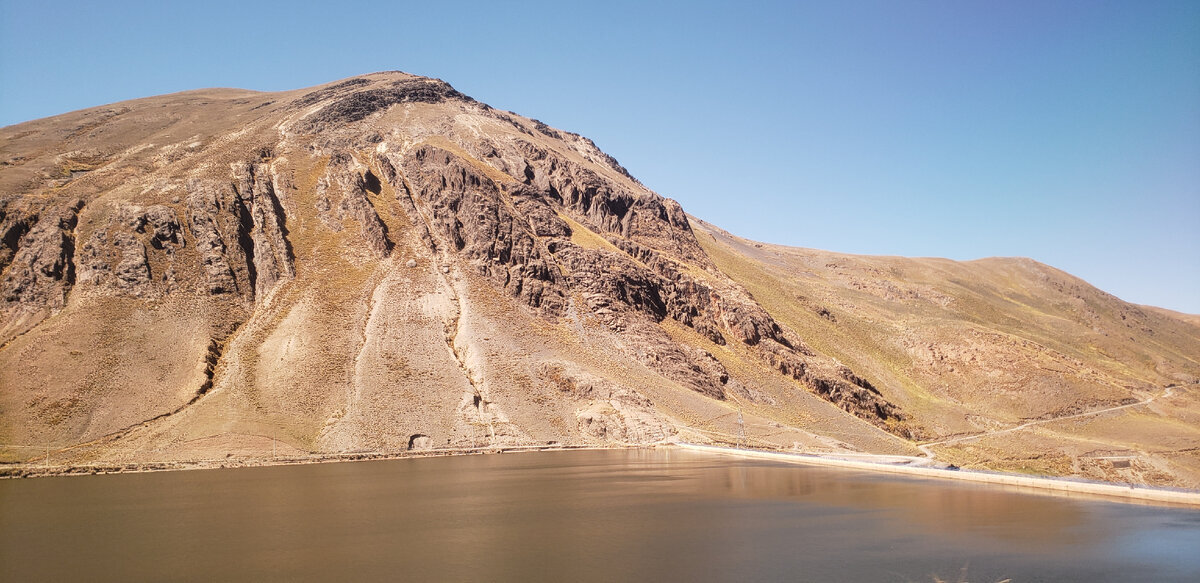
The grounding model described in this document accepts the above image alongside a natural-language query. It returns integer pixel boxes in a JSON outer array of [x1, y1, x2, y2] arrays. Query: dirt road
[[917, 384, 1183, 460]]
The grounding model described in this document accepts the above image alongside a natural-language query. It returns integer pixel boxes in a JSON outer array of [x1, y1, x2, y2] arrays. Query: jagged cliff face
[[2, 72, 1198, 486]]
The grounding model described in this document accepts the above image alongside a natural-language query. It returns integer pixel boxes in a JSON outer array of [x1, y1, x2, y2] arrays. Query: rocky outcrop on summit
[[296, 77, 471, 133]]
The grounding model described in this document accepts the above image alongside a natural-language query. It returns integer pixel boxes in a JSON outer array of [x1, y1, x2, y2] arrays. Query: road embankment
[[677, 443, 1200, 507]]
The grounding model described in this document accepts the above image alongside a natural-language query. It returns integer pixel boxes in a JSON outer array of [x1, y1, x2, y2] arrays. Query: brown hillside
[[2, 72, 1197, 487], [692, 218, 1200, 485]]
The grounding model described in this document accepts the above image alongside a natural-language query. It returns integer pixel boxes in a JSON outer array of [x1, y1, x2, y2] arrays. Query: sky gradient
[[2, 0, 1198, 312]]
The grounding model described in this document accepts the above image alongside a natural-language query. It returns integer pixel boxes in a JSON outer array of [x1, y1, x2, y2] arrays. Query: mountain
[[693, 221, 1200, 485], [2, 72, 1197, 486]]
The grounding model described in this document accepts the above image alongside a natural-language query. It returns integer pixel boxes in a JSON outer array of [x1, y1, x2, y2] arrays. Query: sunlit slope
[[693, 217, 1200, 485], [3, 71, 1196, 487], [1, 72, 917, 472]]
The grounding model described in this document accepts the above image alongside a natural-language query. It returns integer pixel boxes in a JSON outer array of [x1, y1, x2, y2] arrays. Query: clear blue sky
[[2, 0, 1198, 313]]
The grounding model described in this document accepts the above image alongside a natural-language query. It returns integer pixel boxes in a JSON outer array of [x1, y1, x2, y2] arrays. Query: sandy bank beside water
[[678, 443, 1200, 508], [6, 442, 1200, 508]]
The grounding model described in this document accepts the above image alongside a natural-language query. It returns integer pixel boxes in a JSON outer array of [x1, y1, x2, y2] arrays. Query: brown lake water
[[2, 449, 1199, 582]]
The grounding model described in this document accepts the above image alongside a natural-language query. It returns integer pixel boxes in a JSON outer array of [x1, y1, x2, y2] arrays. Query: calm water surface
[[2, 449, 1199, 582]]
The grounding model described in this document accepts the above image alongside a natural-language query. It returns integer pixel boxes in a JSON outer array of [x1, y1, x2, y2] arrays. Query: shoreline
[[0, 443, 658, 479], [677, 443, 1200, 508], [6, 442, 1200, 508]]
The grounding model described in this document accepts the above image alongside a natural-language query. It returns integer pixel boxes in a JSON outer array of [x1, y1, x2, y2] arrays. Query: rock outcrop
[[280, 83, 914, 428], [315, 155, 393, 258], [186, 183, 241, 296], [296, 76, 471, 133], [0, 198, 83, 341], [75, 204, 185, 296], [396, 144, 567, 312], [183, 161, 295, 301], [231, 161, 295, 297], [368, 132, 905, 426]]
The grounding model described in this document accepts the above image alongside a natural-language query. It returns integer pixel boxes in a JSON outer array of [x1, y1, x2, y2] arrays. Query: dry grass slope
[[691, 217, 1200, 486]]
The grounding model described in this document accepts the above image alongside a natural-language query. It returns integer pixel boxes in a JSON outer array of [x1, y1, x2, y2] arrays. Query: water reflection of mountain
[[683, 458, 1096, 549]]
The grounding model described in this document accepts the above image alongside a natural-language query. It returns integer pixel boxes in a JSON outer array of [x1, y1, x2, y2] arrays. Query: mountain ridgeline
[[2, 72, 1198, 486]]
